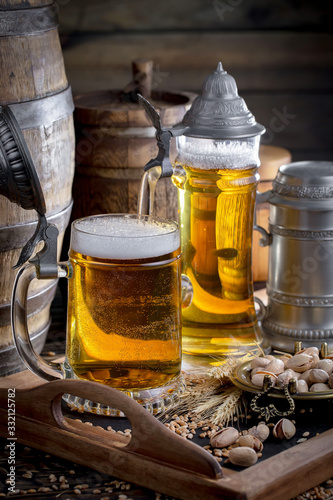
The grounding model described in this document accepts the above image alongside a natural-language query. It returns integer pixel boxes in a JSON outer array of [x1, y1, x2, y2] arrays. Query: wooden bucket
[[253, 144, 292, 283], [72, 89, 195, 223], [0, 0, 75, 375]]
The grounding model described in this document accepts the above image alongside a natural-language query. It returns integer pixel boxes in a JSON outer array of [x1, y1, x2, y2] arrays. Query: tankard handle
[[11, 221, 69, 381], [254, 296, 267, 322], [253, 189, 273, 247], [11, 261, 70, 381]]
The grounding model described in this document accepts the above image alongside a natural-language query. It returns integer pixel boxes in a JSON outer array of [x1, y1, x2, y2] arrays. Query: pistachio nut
[[276, 369, 297, 389], [316, 359, 333, 375], [265, 358, 285, 375], [251, 371, 277, 388], [273, 418, 296, 440], [296, 379, 309, 393], [309, 368, 329, 384], [210, 427, 239, 448], [250, 357, 270, 370], [279, 354, 292, 368], [309, 383, 330, 392], [248, 422, 270, 442], [285, 353, 312, 372], [300, 370, 311, 384], [228, 447, 258, 467], [238, 435, 255, 448], [238, 434, 263, 452], [301, 346, 320, 357], [251, 366, 265, 377]]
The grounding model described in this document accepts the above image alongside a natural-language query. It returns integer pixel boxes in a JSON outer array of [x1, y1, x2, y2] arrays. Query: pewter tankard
[[256, 161, 333, 352]]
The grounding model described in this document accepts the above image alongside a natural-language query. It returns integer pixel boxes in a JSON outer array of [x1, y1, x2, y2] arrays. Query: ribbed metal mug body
[[261, 161, 333, 352]]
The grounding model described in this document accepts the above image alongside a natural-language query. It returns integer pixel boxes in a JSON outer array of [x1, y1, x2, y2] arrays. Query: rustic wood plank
[[0, 30, 67, 103], [62, 32, 333, 92], [232, 429, 333, 500], [0, 0, 52, 8], [57, 0, 332, 33]]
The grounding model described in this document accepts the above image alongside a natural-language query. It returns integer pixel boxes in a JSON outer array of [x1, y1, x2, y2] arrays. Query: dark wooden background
[[58, 0, 333, 163]]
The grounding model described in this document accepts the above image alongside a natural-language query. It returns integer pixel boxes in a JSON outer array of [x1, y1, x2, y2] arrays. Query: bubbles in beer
[[71, 214, 180, 260]]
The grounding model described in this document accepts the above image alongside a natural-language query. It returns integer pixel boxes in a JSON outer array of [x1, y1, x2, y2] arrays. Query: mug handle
[[254, 296, 267, 322], [253, 189, 273, 247], [11, 261, 70, 381]]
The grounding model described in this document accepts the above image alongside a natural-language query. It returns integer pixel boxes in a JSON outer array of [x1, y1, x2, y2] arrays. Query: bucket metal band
[[0, 200, 72, 252], [0, 4, 58, 36], [8, 86, 74, 130]]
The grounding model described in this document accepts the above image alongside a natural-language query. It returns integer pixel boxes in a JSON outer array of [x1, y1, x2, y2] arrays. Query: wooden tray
[[0, 369, 332, 500]]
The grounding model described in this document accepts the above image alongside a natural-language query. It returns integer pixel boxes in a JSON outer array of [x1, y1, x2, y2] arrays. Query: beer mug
[[11, 214, 185, 414]]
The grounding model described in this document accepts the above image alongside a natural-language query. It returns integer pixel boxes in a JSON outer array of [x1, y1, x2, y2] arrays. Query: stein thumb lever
[[137, 94, 173, 178], [29, 219, 59, 279]]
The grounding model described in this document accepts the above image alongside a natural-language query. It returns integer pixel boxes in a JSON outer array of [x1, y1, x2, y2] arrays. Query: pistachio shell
[[238, 434, 263, 452], [279, 354, 292, 368], [256, 422, 270, 442], [276, 369, 296, 388], [316, 359, 333, 375], [296, 379, 309, 393], [309, 369, 329, 384], [285, 354, 312, 372], [210, 427, 239, 448], [238, 435, 255, 448], [289, 369, 301, 380], [251, 371, 277, 388], [251, 366, 264, 377], [310, 353, 320, 368], [250, 357, 270, 370], [248, 423, 270, 442], [265, 358, 285, 375], [300, 370, 311, 384], [309, 383, 330, 392], [273, 418, 296, 440], [302, 346, 320, 357], [228, 447, 258, 467]]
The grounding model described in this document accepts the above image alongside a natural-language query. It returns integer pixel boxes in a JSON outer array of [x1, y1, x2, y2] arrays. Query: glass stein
[[138, 63, 268, 358]]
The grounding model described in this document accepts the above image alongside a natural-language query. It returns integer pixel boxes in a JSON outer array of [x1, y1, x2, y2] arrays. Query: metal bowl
[[231, 360, 333, 401]]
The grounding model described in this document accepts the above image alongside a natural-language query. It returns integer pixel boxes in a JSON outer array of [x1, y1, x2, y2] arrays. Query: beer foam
[[71, 215, 180, 260], [176, 135, 261, 170]]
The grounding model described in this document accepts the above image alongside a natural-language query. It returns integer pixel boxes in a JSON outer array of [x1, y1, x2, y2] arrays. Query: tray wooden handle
[[0, 378, 222, 480]]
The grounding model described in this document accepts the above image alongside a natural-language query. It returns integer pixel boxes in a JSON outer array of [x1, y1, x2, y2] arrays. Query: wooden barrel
[[252, 144, 292, 283], [0, 0, 75, 375], [72, 90, 195, 222]]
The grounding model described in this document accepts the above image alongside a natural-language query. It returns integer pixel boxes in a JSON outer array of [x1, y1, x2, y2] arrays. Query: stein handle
[[11, 261, 70, 382], [253, 189, 273, 247], [254, 296, 267, 322]]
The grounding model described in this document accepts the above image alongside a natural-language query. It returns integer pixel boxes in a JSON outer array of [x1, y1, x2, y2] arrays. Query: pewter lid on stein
[[272, 161, 333, 199], [172, 62, 265, 140]]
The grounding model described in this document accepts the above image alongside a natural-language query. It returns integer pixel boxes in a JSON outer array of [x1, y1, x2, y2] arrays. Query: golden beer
[[65, 214, 182, 392], [173, 163, 263, 356]]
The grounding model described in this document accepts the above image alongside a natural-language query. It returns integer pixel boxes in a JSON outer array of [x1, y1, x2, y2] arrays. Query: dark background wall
[[58, 0, 333, 162]]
